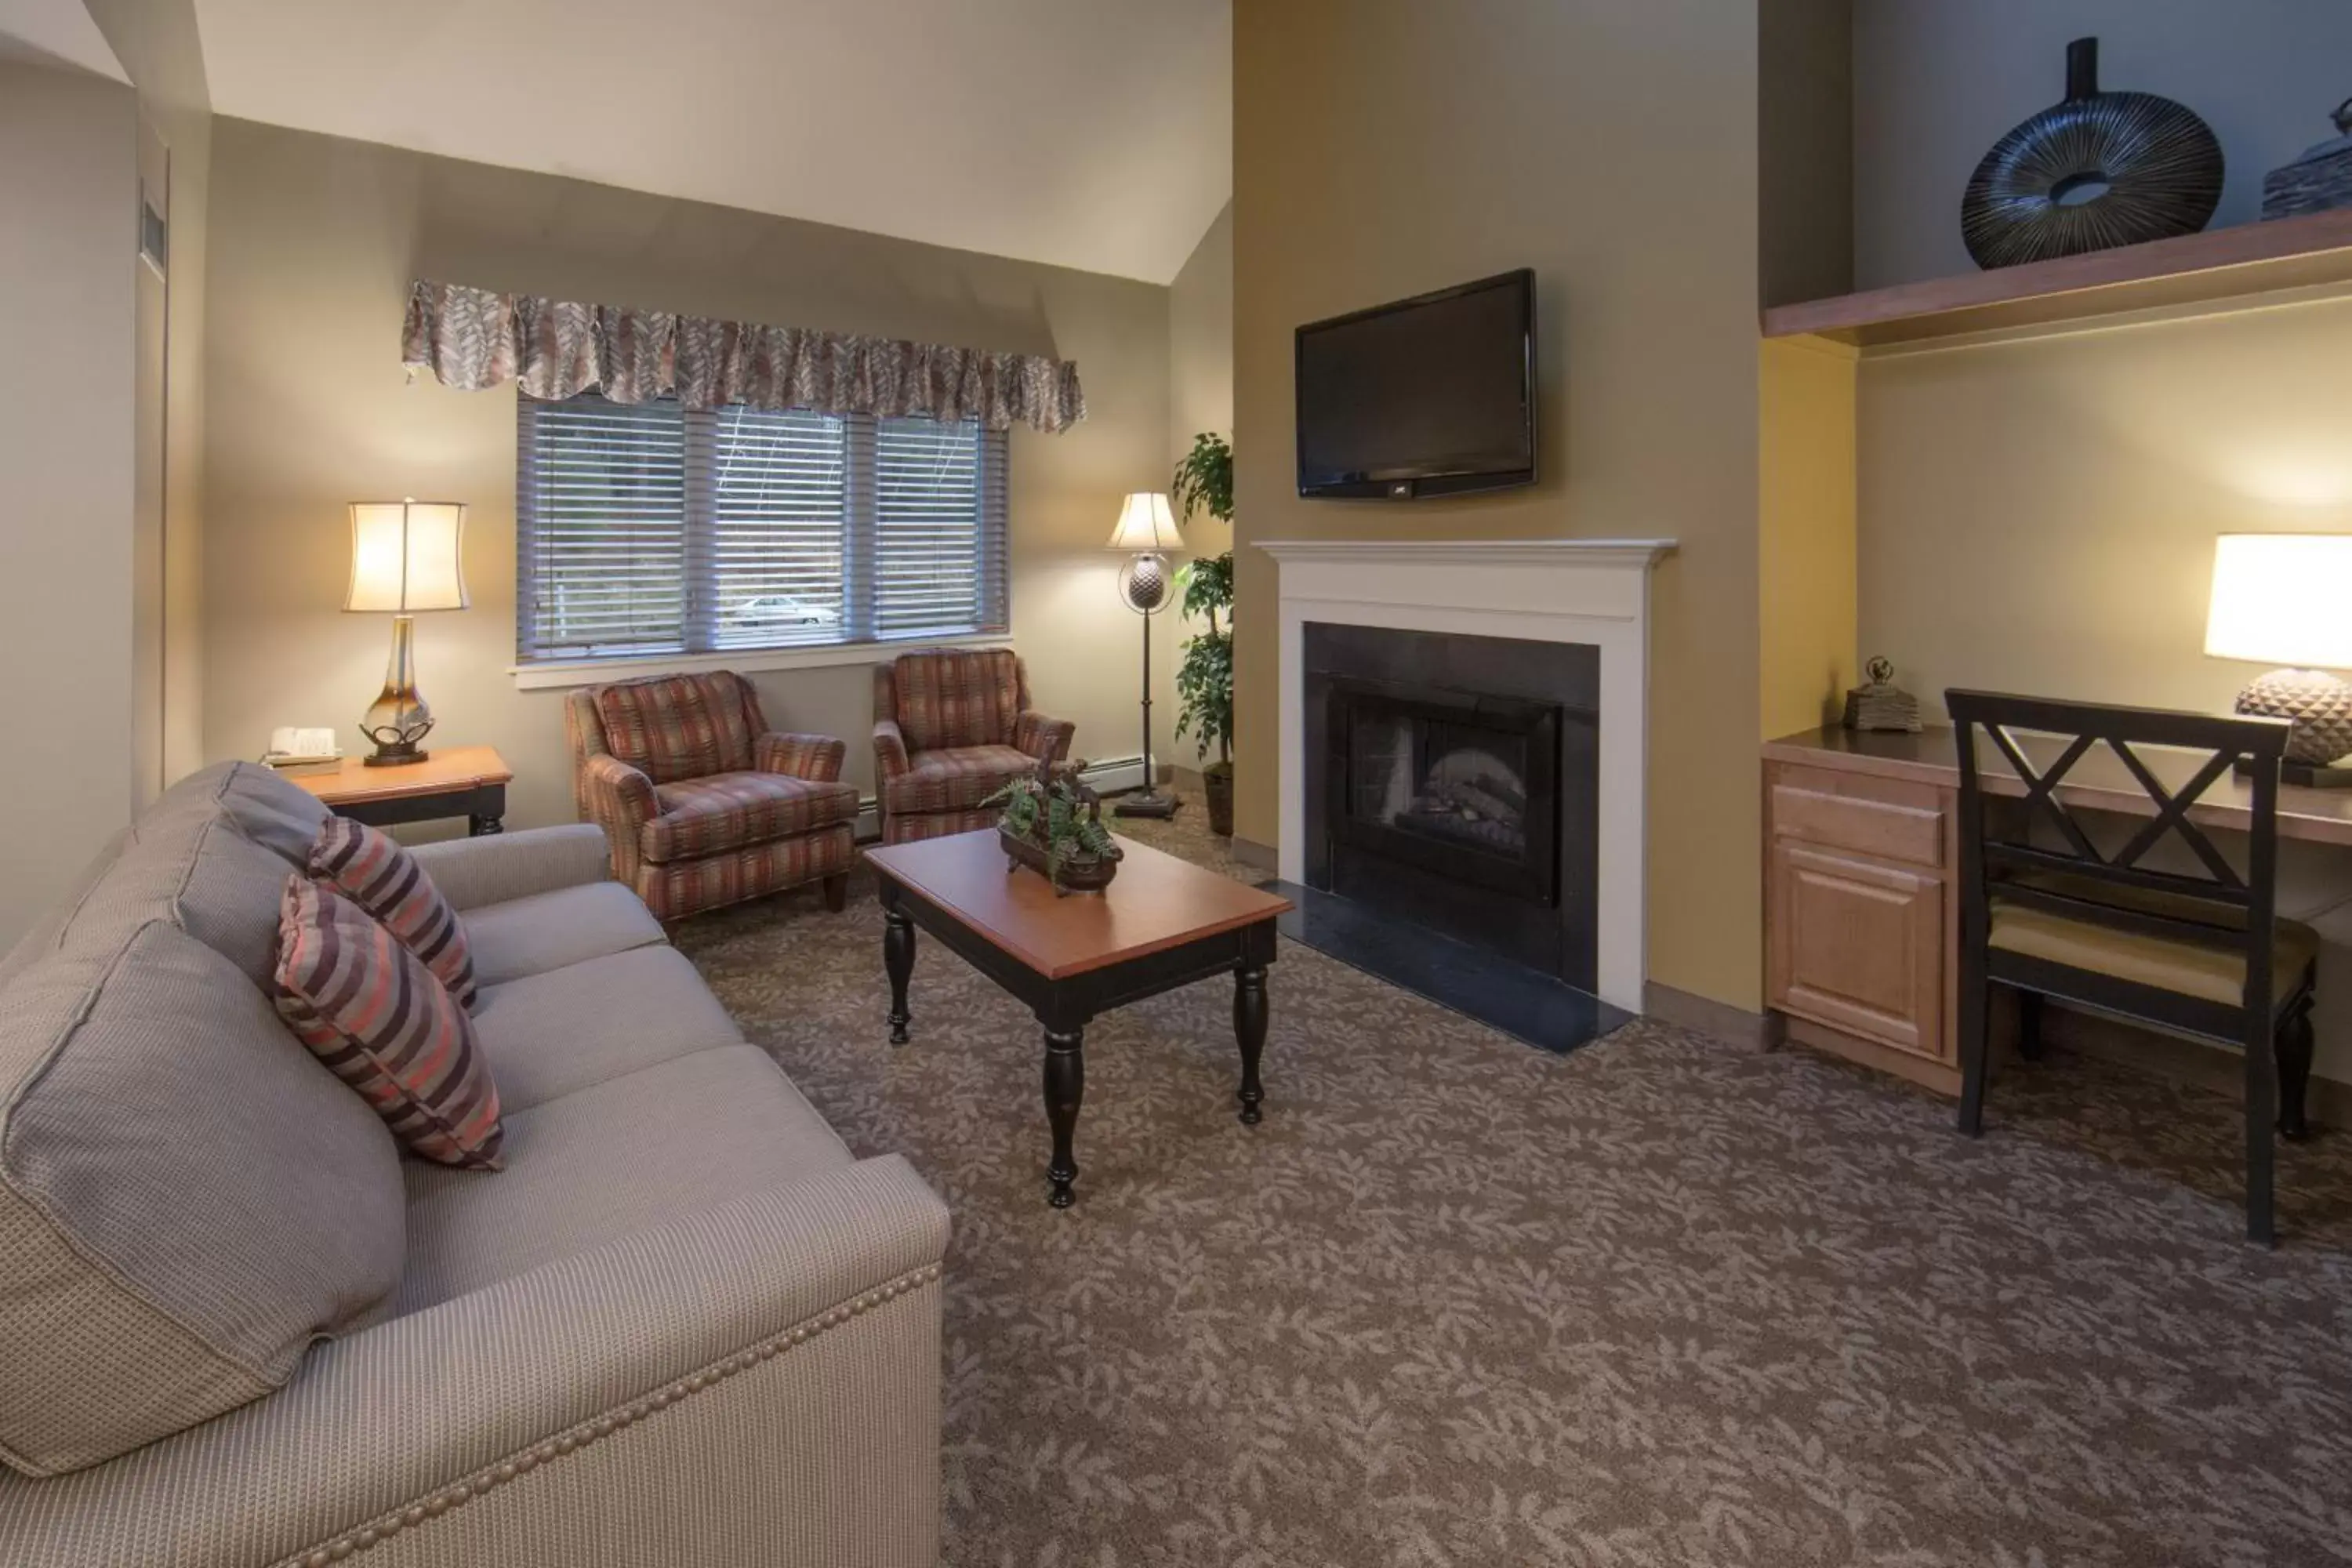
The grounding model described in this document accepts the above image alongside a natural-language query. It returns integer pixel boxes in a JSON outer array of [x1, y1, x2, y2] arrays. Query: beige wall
[[1168, 201, 1234, 560], [1854, 0, 2352, 289], [83, 0, 212, 800], [1233, 0, 1766, 1009], [1852, 14, 2352, 1083], [201, 120, 1177, 832], [0, 60, 140, 945]]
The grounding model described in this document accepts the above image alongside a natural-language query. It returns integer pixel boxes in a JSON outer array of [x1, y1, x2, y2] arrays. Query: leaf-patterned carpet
[[674, 811, 2352, 1568]]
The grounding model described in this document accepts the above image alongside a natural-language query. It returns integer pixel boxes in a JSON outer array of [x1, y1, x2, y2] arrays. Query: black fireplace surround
[[1304, 624, 1599, 991]]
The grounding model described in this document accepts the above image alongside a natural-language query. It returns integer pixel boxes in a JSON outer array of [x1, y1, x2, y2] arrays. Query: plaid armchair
[[873, 649, 1076, 844], [567, 671, 859, 920]]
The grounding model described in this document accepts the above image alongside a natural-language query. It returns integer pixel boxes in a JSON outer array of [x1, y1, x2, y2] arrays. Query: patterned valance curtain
[[401, 280, 1087, 434]]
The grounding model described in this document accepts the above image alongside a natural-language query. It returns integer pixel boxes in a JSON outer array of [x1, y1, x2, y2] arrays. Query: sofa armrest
[[1014, 710, 1076, 766], [0, 1157, 951, 1568], [408, 824, 613, 913], [756, 731, 847, 784], [873, 719, 911, 781]]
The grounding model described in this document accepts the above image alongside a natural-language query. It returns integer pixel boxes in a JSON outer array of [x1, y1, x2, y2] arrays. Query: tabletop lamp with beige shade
[[346, 499, 468, 767], [2205, 532, 2352, 786], [1107, 490, 1184, 818]]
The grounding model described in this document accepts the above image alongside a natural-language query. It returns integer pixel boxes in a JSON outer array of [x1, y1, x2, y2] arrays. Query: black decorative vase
[[1961, 38, 2224, 270]]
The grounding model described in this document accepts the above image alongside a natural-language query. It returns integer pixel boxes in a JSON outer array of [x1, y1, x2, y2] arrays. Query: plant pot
[[1203, 763, 1235, 838], [1000, 826, 1120, 895]]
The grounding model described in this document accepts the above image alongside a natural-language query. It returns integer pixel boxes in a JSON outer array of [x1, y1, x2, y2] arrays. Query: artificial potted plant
[[985, 764, 1123, 895], [1171, 432, 1236, 837]]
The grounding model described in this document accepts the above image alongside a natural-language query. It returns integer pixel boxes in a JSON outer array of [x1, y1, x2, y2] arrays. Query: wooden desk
[[285, 746, 513, 837], [1760, 724, 2349, 1097], [1766, 724, 2352, 848]]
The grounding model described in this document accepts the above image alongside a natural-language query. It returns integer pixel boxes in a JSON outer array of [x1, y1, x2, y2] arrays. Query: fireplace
[[1305, 624, 1598, 989]]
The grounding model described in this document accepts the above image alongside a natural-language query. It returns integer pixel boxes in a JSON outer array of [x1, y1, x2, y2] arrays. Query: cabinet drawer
[[1770, 780, 1944, 869]]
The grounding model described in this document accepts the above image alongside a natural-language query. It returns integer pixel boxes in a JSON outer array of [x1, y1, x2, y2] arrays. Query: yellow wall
[[1233, 0, 1767, 1009], [1760, 338, 1857, 739], [201, 119, 1178, 831]]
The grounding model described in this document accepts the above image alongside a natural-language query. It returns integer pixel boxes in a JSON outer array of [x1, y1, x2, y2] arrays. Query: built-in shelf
[[1763, 207, 2352, 350]]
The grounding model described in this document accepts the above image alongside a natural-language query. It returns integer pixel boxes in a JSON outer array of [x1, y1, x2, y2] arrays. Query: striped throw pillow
[[272, 877, 504, 1171], [307, 817, 477, 1011]]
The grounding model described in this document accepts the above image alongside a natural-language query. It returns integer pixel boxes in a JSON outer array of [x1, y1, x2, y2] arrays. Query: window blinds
[[517, 395, 1009, 662]]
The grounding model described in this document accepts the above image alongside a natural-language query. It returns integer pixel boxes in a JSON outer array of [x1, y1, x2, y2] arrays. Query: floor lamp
[[1108, 491, 1183, 818]]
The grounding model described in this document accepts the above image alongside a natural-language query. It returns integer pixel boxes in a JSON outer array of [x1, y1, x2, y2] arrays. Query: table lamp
[[346, 499, 469, 767], [1107, 491, 1183, 818], [2204, 532, 2352, 786]]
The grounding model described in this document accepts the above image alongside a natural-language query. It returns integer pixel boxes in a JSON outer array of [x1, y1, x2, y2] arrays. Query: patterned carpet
[[673, 810, 2352, 1568]]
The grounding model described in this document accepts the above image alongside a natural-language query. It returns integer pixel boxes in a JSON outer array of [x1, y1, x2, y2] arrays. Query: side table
[[285, 745, 513, 836]]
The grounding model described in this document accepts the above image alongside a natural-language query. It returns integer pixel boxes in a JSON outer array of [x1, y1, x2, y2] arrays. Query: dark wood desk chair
[[1946, 691, 2319, 1245]]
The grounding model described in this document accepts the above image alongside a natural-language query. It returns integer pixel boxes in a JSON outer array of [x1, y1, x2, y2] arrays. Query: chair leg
[[821, 873, 848, 913], [2245, 1012, 2278, 1247], [2275, 1001, 2316, 1142], [1958, 971, 1992, 1138], [2016, 989, 2044, 1063]]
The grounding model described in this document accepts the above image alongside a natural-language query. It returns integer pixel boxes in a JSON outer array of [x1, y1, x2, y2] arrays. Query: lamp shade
[[2204, 534, 2352, 669], [346, 500, 469, 613], [1105, 491, 1181, 553]]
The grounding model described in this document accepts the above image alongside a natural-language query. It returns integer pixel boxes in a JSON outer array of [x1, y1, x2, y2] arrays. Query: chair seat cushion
[[394, 1045, 851, 1313], [470, 944, 745, 1112], [462, 881, 665, 988], [641, 771, 859, 864], [882, 745, 1040, 816], [1988, 895, 2320, 1007]]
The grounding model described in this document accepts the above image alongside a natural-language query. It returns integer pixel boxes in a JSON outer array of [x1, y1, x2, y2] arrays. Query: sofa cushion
[[307, 818, 478, 1008], [471, 943, 743, 1112], [210, 760, 332, 864], [273, 880, 505, 1171], [594, 672, 760, 785], [4, 762, 338, 994], [881, 743, 1041, 815], [0, 827, 129, 993], [641, 771, 860, 863], [395, 1044, 850, 1312], [463, 880, 665, 989], [891, 648, 1020, 752], [0, 921, 405, 1475]]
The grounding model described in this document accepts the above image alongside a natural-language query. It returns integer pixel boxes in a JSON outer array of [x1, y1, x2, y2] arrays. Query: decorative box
[[2265, 100, 2352, 220], [1842, 657, 1923, 735]]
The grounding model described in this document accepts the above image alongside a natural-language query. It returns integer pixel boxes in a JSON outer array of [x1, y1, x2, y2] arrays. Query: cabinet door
[[1768, 841, 1947, 1062]]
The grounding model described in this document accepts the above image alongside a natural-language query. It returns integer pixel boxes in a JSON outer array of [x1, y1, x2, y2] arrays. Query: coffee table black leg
[[1044, 1025, 1085, 1208], [884, 906, 915, 1044], [1235, 964, 1268, 1125]]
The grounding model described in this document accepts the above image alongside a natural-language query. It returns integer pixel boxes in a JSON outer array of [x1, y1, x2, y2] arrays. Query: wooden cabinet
[[1764, 760, 1962, 1094]]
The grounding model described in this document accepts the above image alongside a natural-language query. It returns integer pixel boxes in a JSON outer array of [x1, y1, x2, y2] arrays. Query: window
[[516, 395, 1008, 663]]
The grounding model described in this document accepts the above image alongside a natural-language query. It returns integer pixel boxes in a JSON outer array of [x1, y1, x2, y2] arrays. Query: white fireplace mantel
[[1258, 536, 1677, 1013]]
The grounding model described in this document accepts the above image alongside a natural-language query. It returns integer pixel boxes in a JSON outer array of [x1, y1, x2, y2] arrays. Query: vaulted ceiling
[[191, 0, 1231, 284]]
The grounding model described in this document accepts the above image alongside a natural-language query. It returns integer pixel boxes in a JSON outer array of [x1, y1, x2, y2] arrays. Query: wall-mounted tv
[[1295, 269, 1536, 500]]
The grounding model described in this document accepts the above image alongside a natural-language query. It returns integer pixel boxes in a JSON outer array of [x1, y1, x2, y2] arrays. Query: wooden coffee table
[[866, 829, 1294, 1208]]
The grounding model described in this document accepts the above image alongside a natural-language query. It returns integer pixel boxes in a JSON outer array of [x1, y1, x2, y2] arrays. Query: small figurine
[[1844, 656, 1924, 734]]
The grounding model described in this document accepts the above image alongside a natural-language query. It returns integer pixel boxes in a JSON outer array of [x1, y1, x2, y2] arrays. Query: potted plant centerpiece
[[1171, 433, 1236, 837], [985, 763, 1123, 895]]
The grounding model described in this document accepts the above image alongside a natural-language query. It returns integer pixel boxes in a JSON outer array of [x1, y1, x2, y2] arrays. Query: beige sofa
[[0, 763, 949, 1568]]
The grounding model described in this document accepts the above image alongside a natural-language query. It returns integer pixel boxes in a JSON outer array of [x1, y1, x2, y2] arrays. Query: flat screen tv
[[1295, 269, 1536, 500]]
